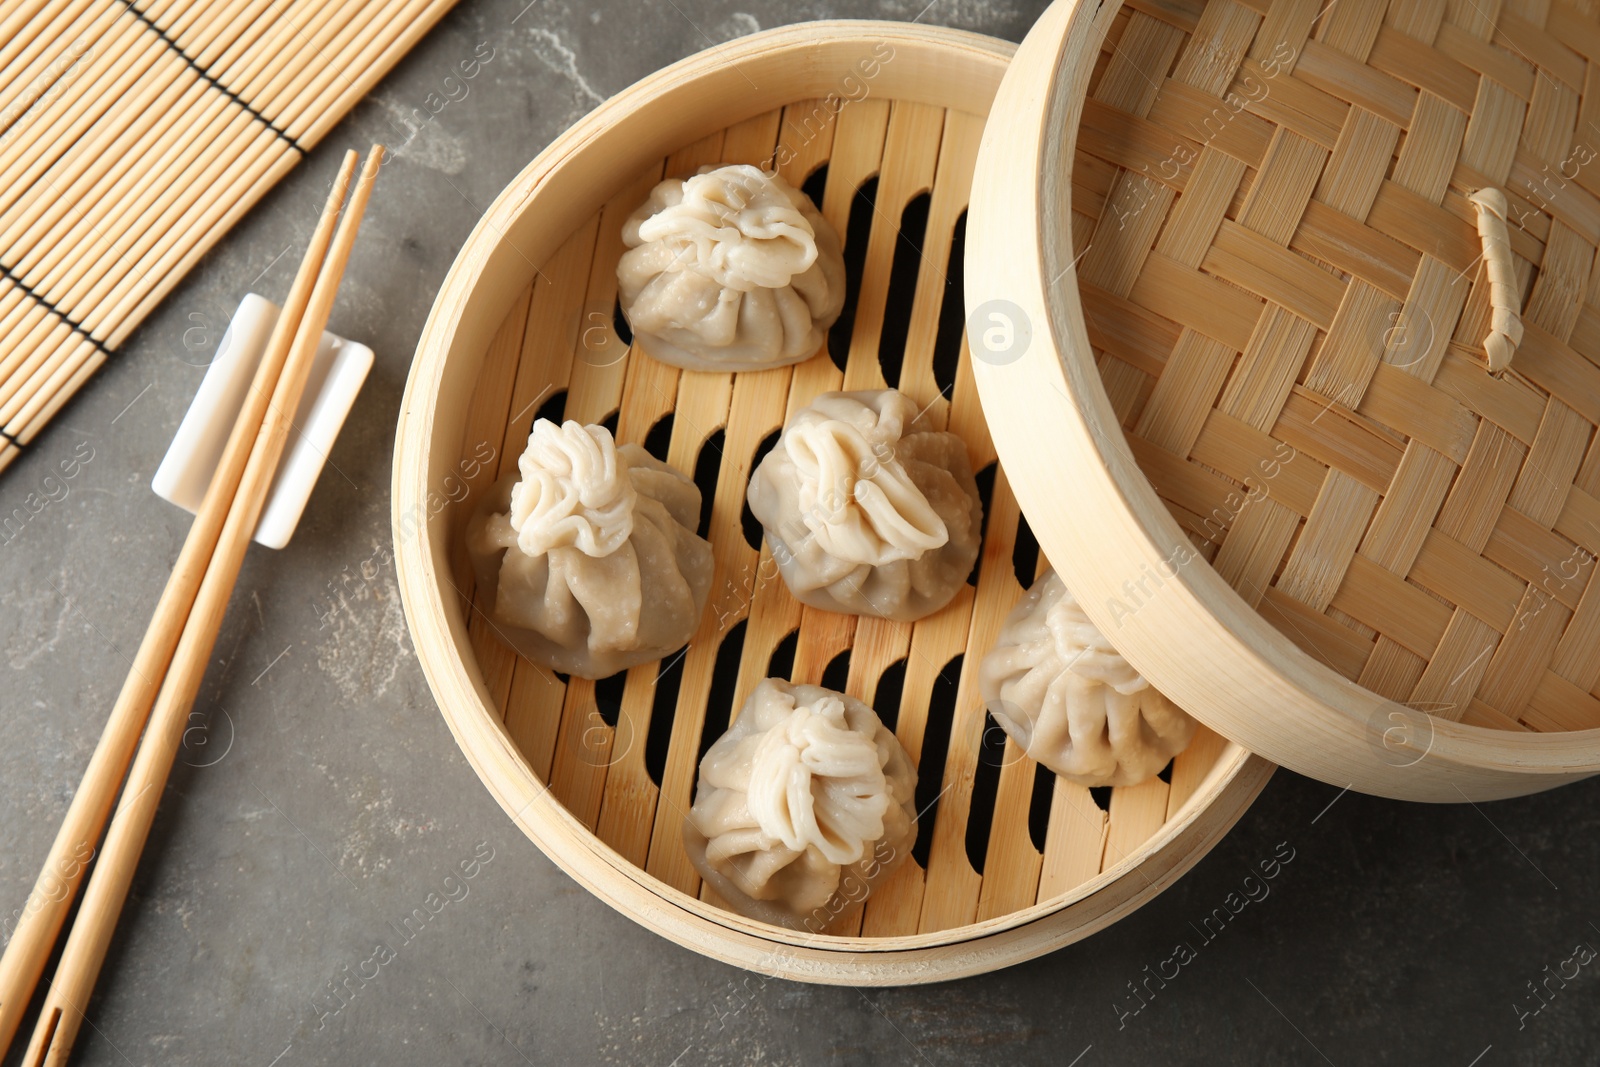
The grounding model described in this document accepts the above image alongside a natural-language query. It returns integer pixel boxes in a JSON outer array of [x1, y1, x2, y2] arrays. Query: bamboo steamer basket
[[969, 0, 1600, 802], [393, 22, 1273, 984]]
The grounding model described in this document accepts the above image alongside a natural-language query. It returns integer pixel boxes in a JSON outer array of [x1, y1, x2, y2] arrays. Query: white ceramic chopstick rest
[[152, 292, 373, 549]]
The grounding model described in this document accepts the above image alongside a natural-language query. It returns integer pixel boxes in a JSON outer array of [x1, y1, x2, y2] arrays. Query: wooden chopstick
[[20, 143, 384, 1067], [0, 144, 373, 1062]]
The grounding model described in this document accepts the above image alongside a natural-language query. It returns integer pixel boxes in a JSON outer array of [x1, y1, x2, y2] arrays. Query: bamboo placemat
[[0, 0, 460, 474]]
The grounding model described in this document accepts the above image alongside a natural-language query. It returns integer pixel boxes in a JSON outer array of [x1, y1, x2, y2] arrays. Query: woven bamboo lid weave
[[968, 0, 1600, 801]]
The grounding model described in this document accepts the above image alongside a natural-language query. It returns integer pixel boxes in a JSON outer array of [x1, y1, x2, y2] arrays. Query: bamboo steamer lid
[[968, 0, 1600, 801]]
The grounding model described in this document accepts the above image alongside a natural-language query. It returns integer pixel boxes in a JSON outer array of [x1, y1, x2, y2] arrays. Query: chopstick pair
[[0, 144, 385, 1067]]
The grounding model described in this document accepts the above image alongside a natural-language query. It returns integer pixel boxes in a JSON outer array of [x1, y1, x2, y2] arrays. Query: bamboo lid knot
[[1467, 188, 1522, 378]]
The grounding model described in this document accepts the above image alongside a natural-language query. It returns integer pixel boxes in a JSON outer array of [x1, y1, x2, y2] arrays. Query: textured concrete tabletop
[[3, 1, 1600, 1064]]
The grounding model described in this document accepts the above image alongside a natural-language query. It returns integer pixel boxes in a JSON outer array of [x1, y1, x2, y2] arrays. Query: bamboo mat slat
[[0, 0, 460, 472]]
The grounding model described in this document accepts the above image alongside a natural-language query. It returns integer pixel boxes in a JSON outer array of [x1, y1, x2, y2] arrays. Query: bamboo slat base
[[395, 23, 1272, 985]]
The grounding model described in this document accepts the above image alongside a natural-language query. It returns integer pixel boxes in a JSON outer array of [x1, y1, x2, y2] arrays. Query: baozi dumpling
[[617, 164, 846, 371], [747, 389, 983, 622], [684, 679, 917, 932], [980, 569, 1196, 787], [465, 419, 713, 679]]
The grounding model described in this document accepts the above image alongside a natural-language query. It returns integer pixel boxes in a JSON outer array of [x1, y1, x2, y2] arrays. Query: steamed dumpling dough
[[980, 569, 1196, 787], [465, 419, 713, 679], [747, 389, 983, 622], [684, 679, 917, 931], [617, 164, 846, 371]]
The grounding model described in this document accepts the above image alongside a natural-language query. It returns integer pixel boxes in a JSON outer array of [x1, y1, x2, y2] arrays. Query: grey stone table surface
[[3, 1, 1599, 1064]]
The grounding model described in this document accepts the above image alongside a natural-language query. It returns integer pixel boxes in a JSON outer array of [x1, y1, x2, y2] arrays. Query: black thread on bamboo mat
[[0, 262, 112, 360], [118, 0, 305, 155], [0, 427, 20, 448]]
